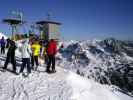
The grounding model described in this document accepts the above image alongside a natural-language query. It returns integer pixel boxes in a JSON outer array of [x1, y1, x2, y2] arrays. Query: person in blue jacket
[[0, 36, 6, 54]]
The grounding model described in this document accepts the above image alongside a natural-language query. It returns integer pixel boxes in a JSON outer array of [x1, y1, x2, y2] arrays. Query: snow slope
[[0, 65, 132, 100], [68, 72, 133, 100], [0, 66, 72, 100]]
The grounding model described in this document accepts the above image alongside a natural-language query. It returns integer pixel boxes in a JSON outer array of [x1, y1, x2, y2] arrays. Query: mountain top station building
[[36, 20, 61, 42]]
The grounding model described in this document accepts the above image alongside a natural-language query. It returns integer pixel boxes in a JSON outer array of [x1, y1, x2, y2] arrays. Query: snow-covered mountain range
[[56, 38, 133, 95]]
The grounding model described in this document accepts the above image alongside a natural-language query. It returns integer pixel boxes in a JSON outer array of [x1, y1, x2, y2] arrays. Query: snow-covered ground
[[67, 72, 133, 100], [0, 64, 132, 100], [0, 38, 133, 100]]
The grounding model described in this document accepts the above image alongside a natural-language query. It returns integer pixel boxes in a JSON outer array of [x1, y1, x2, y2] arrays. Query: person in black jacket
[[6, 38, 10, 48], [3, 40, 17, 73]]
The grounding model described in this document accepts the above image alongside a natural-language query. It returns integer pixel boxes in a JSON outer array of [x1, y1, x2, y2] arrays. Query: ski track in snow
[[0, 66, 72, 100], [0, 52, 72, 100]]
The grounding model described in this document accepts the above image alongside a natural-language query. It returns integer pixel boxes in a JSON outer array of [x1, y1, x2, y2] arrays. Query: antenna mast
[[47, 11, 53, 20], [11, 11, 23, 21]]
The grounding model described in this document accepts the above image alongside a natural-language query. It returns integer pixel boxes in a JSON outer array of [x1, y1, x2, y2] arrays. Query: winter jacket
[[46, 39, 57, 56], [21, 42, 32, 58], [31, 43, 41, 56], [0, 39, 6, 47], [6, 38, 10, 48], [7, 41, 17, 56]]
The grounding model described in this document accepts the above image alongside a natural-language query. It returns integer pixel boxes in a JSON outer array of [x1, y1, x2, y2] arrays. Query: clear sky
[[0, 0, 133, 40]]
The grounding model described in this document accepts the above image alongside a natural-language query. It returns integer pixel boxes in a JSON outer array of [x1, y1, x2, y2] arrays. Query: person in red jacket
[[46, 39, 57, 73]]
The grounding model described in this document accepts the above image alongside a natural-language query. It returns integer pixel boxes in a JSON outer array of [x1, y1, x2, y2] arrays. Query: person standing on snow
[[31, 40, 41, 71], [46, 39, 57, 73], [0, 36, 6, 54], [19, 40, 32, 75], [3, 40, 17, 73]]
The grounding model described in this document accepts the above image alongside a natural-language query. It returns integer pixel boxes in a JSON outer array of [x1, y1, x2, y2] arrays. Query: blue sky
[[0, 0, 133, 40]]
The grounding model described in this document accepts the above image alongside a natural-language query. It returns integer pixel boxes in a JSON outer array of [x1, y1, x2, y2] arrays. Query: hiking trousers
[[47, 55, 55, 71], [20, 58, 31, 73], [1, 46, 5, 54], [31, 55, 39, 68], [4, 55, 16, 71]]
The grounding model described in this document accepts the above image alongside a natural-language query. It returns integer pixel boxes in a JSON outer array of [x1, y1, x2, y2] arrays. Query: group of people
[[0, 37, 59, 76]]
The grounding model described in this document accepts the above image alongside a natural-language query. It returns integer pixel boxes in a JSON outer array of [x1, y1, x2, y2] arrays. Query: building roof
[[3, 18, 24, 25], [36, 20, 61, 25]]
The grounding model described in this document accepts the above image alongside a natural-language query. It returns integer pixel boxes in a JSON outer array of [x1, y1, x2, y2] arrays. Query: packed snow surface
[[68, 72, 133, 100], [0, 65, 132, 100]]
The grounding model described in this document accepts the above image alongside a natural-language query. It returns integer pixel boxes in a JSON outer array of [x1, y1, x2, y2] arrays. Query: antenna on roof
[[47, 11, 53, 20], [11, 11, 23, 21]]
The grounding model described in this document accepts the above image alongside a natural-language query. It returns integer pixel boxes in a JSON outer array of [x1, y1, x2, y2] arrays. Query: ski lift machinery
[[2, 11, 28, 40]]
